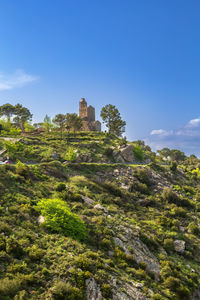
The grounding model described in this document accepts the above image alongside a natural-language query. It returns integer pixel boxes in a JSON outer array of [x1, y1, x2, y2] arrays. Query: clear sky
[[1, 1, 200, 155]]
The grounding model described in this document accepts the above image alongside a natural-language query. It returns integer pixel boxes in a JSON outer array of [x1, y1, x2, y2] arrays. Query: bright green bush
[[36, 198, 87, 240], [65, 147, 77, 162], [133, 145, 144, 161], [15, 161, 29, 177]]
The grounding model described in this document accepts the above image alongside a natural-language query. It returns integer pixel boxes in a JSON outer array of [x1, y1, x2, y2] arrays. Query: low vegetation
[[0, 131, 199, 299]]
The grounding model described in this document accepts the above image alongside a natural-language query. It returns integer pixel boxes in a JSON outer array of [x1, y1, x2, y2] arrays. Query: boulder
[[113, 150, 126, 163], [81, 195, 95, 205], [38, 215, 45, 224], [86, 278, 102, 300], [174, 240, 185, 253], [120, 145, 135, 162], [94, 204, 108, 213]]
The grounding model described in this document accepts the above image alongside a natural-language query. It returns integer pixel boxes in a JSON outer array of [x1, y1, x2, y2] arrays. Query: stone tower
[[79, 98, 88, 120], [87, 105, 95, 122], [78, 98, 101, 132]]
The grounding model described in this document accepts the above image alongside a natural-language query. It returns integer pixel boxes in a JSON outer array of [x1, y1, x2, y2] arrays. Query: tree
[[13, 104, 32, 132], [158, 148, 186, 162], [43, 115, 53, 133], [100, 104, 126, 136], [65, 113, 82, 134], [53, 114, 66, 139], [0, 104, 16, 121]]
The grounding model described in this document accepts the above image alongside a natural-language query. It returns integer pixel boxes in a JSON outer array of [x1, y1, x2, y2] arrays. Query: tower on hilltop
[[79, 98, 88, 120], [78, 98, 101, 132]]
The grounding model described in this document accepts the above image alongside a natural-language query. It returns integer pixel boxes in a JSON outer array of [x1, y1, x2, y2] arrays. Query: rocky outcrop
[[112, 225, 161, 280], [174, 240, 185, 253], [86, 278, 102, 300], [120, 145, 135, 162], [113, 145, 135, 163], [111, 277, 147, 300]]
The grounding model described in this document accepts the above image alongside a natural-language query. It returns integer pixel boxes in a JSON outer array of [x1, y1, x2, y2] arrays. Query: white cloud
[[146, 117, 200, 156], [186, 118, 200, 128], [150, 129, 168, 135], [0, 69, 38, 91]]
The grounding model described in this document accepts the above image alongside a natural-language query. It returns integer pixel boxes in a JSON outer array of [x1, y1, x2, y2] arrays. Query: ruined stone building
[[79, 98, 101, 131]]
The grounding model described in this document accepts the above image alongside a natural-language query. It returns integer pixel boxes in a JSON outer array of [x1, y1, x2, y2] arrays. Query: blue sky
[[1, 1, 200, 155]]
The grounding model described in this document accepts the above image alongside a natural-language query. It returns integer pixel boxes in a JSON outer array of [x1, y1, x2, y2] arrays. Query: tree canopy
[[100, 104, 126, 136], [65, 113, 82, 133]]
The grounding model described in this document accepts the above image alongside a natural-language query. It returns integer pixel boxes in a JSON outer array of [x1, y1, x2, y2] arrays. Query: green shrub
[[0, 277, 21, 297], [28, 245, 44, 261], [101, 283, 112, 298], [133, 145, 144, 161], [65, 147, 77, 162], [188, 222, 200, 235], [104, 147, 113, 158], [56, 183, 66, 192], [6, 236, 24, 258], [163, 238, 174, 253], [169, 206, 187, 218], [140, 233, 159, 251], [36, 198, 87, 240], [133, 182, 149, 194], [170, 161, 177, 172], [15, 161, 29, 177], [164, 276, 181, 291], [162, 188, 179, 204], [135, 168, 150, 185], [51, 281, 82, 300]]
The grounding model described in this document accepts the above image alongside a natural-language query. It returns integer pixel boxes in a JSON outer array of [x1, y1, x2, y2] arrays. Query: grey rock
[[38, 215, 45, 224], [86, 278, 102, 300], [94, 204, 108, 213], [112, 281, 146, 300], [120, 145, 135, 162], [174, 240, 185, 253], [81, 195, 95, 205]]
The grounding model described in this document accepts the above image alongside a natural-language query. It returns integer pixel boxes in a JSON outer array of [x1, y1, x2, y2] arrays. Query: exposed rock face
[[120, 145, 135, 162], [111, 277, 147, 300], [113, 226, 161, 280], [174, 240, 185, 253], [113, 145, 135, 163], [86, 278, 102, 300]]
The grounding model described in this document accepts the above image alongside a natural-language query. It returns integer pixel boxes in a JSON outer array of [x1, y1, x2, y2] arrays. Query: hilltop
[[0, 132, 200, 300]]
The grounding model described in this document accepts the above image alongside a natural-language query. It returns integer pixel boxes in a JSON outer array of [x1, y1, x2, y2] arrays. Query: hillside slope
[[0, 133, 200, 300]]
